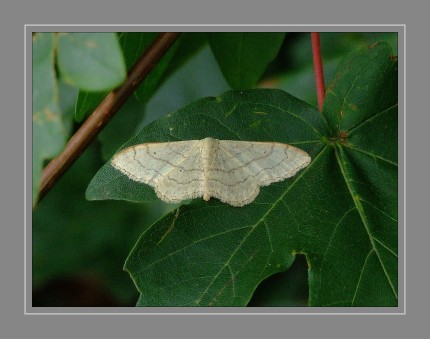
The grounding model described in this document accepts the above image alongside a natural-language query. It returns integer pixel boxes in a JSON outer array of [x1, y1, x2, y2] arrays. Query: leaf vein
[[348, 103, 398, 135], [351, 249, 375, 306], [360, 198, 398, 223], [344, 144, 398, 167], [372, 237, 398, 258]]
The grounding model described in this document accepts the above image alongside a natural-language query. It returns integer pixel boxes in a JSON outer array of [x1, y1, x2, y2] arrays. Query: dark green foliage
[[87, 42, 397, 307], [33, 32, 398, 307]]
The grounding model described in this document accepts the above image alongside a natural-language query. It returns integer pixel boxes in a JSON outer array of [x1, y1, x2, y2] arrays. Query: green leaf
[[57, 32, 126, 92], [208, 33, 285, 89], [32, 33, 65, 204], [315, 42, 398, 306], [74, 90, 107, 122], [86, 42, 397, 306], [323, 42, 397, 134], [74, 32, 181, 122]]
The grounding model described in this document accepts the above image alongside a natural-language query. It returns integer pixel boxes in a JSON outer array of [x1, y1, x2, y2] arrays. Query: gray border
[[2, 0, 427, 332], [26, 25, 404, 315]]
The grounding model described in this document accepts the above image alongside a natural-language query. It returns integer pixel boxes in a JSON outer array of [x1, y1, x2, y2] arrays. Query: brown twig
[[37, 32, 181, 205], [311, 32, 325, 111]]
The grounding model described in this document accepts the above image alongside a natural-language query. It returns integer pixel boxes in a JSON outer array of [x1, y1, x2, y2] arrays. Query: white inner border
[[25, 24, 406, 315]]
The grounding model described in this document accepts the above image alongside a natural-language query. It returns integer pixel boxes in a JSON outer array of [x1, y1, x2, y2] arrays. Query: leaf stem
[[37, 32, 181, 205], [311, 32, 325, 112]]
